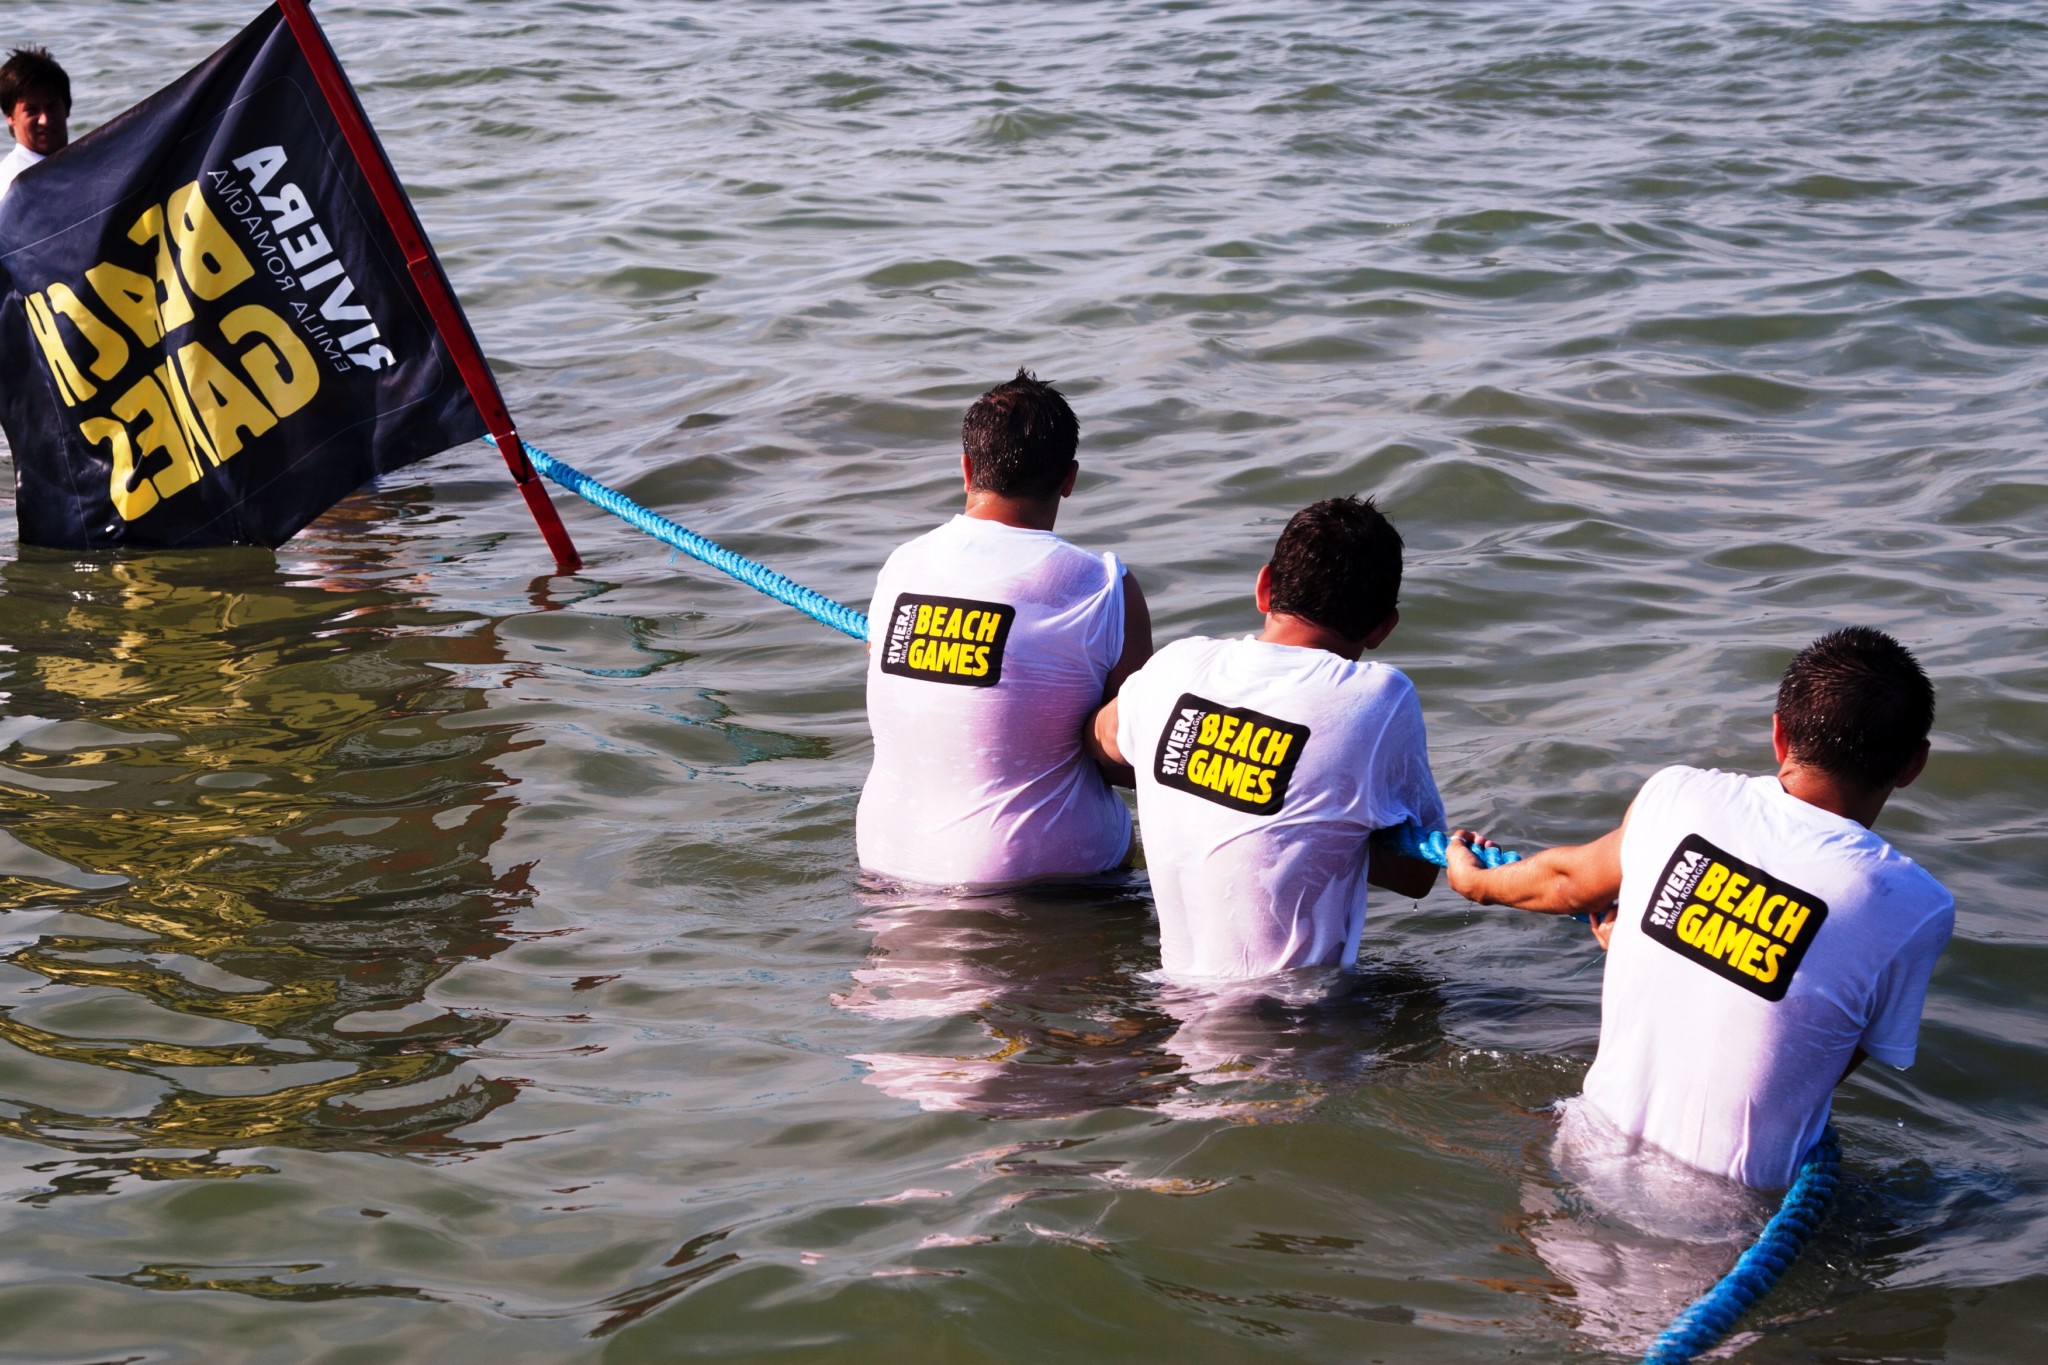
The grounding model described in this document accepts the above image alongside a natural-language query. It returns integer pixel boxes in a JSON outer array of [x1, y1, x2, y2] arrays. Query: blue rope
[[1641, 1127, 1842, 1363], [1374, 823, 1524, 870], [502, 437, 872, 642]]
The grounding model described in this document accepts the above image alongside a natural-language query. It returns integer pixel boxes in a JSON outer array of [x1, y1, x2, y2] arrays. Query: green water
[[2, 2, 2044, 1359]]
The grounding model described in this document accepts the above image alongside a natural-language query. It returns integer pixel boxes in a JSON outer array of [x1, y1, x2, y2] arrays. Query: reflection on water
[[1151, 969, 1443, 1120], [1513, 1097, 1777, 1354], [0, 546, 530, 1195], [0, 0, 2041, 1355], [839, 881, 1445, 1120], [838, 880, 1180, 1117]]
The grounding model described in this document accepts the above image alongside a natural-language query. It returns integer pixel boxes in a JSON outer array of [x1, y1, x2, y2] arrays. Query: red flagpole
[[275, 0, 582, 574]]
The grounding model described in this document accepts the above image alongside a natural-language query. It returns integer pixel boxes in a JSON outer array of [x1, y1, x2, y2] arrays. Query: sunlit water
[[1, 2, 2044, 1359]]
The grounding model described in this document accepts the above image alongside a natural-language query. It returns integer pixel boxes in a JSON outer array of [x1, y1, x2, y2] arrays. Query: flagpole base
[[492, 432, 582, 574]]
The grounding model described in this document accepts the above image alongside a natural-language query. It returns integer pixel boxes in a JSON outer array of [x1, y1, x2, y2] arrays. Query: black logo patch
[[878, 593, 1016, 688], [1152, 693, 1309, 816], [1639, 833, 1829, 1002]]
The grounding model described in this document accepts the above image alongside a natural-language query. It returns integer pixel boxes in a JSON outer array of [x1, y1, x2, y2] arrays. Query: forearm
[[1449, 825, 1625, 916], [1460, 847, 1603, 913]]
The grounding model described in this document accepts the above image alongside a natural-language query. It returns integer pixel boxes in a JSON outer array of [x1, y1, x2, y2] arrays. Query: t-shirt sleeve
[[1115, 660, 1149, 768], [1618, 765, 1689, 867], [867, 543, 908, 624], [1369, 680, 1445, 834], [1093, 551, 1128, 676], [1860, 891, 1955, 1068]]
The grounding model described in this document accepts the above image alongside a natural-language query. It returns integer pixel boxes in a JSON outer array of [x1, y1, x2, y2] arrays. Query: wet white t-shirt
[[1584, 765, 1954, 1189], [857, 515, 1129, 887], [1117, 636, 1445, 981], [0, 144, 43, 204]]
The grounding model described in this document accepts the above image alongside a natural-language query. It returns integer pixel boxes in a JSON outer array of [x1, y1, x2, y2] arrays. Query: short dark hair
[[1266, 496, 1403, 641], [0, 47, 69, 116], [1776, 627, 1934, 790], [961, 368, 1079, 500]]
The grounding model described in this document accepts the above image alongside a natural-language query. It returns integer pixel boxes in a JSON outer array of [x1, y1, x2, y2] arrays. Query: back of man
[[1100, 497, 1444, 981], [857, 370, 1147, 888], [1586, 762, 1952, 1188], [1446, 626, 1956, 1190]]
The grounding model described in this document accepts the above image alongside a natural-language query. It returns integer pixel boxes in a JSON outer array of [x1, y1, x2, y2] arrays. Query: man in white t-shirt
[[1088, 496, 1444, 981], [0, 46, 70, 206], [857, 370, 1153, 888], [1446, 627, 1953, 1189]]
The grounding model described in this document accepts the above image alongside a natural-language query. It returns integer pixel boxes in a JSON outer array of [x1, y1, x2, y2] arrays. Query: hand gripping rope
[[503, 438, 872, 642], [1373, 823, 1524, 870], [511, 455, 1839, 1358]]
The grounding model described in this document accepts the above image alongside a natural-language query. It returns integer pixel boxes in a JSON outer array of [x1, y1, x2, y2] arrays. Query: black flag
[[0, 5, 490, 550]]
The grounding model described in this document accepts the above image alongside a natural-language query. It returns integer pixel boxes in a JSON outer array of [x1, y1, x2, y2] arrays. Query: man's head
[[1776, 627, 1934, 792], [1, 47, 69, 157], [961, 369, 1079, 502], [1264, 495, 1404, 644]]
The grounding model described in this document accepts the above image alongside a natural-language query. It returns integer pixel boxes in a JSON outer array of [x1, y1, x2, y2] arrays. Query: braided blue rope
[[502, 437, 871, 641], [1641, 1127, 1842, 1363], [1374, 823, 1524, 870]]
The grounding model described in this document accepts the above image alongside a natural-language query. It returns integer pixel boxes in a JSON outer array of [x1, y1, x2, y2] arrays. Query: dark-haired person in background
[[1445, 627, 1953, 1189], [1087, 496, 1443, 979], [0, 45, 69, 204], [858, 369, 1152, 887]]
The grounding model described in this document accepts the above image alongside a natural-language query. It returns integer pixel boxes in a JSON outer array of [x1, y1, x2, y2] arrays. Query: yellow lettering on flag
[[87, 261, 169, 346], [104, 371, 206, 522], [24, 292, 95, 405], [166, 182, 254, 300], [127, 203, 197, 335], [175, 340, 276, 462], [151, 359, 220, 468], [222, 305, 319, 419]]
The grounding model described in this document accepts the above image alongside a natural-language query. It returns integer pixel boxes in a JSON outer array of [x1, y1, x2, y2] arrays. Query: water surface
[[2, 2, 2044, 1359]]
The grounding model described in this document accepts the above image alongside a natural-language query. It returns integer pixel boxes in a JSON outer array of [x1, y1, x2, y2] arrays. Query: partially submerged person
[[0, 46, 69, 204], [1089, 496, 1443, 980], [857, 369, 1152, 887], [1446, 627, 1953, 1190]]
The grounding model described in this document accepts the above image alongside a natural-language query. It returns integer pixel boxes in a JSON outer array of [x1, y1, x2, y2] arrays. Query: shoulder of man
[[1315, 657, 1427, 729], [1639, 763, 1745, 806], [1855, 831, 1956, 925], [877, 519, 957, 568], [1127, 634, 1216, 683]]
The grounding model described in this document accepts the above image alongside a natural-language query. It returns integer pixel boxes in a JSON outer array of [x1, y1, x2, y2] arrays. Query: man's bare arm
[[1444, 822, 1627, 916], [1105, 571, 1153, 700], [1083, 574, 1151, 787], [1088, 696, 1129, 783]]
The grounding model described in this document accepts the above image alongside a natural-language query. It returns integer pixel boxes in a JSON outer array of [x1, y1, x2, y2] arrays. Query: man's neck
[[963, 491, 1060, 532], [1256, 612, 1364, 661], [1776, 761, 1889, 830]]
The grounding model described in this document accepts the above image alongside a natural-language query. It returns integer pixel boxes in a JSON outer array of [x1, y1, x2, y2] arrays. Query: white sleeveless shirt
[[1116, 636, 1445, 980], [1585, 766, 1953, 1188], [857, 515, 1130, 887]]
